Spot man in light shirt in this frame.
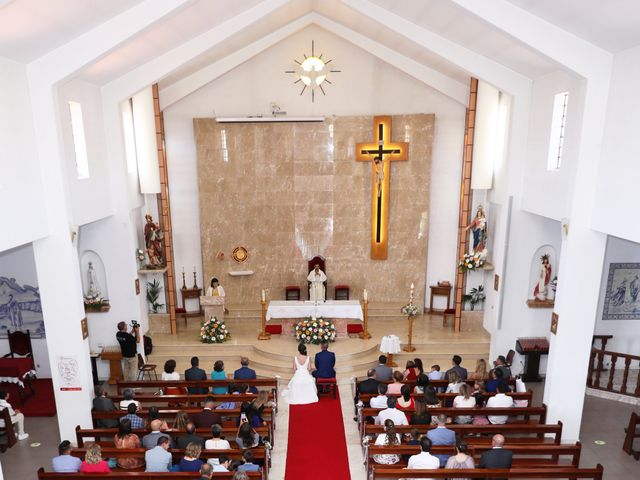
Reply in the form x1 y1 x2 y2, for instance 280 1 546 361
486 384 514 424
375 396 408 426
406 436 440 479
370 383 389 408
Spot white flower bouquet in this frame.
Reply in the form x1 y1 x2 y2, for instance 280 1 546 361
458 252 486 272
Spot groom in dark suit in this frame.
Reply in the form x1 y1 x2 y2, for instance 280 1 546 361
313 342 336 392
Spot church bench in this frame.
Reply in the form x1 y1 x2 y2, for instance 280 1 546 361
0 407 16 452
355 378 516 390
75 426 270 448
110 393 273 404
37 468 262 479
358 390 533 406
68 448 269 479
116 379 278 396
622 411 640 460
371 465 604 479
363 421 563 444
359 405 547 436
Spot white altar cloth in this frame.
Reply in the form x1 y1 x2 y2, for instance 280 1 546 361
266 300 363 321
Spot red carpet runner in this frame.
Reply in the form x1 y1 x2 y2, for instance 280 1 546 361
285 389 351 480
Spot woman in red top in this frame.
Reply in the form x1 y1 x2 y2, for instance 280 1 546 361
80 444 110 473
403 360 419 381
396 385 415 422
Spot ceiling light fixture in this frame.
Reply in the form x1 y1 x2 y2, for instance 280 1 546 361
285 40 341 103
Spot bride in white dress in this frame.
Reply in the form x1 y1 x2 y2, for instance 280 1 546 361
282 343 318 405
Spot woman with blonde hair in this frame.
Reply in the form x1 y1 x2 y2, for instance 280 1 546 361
173 411 190 431
446 371 464 393
387 371 405 395
452 383 475 424
178 442 205 472
80 444 110 473
469 359 488 381
372 419 401 465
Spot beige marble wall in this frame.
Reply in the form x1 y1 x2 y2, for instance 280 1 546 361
194 115 434 304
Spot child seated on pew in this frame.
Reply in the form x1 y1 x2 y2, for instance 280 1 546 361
427 364 444 381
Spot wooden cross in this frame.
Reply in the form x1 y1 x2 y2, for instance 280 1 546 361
356 116 409 260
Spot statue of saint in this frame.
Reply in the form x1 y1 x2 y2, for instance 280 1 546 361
465 205 487 255
307 264 327 303
144 214 164 267
86 261 101 299
534 254 552 301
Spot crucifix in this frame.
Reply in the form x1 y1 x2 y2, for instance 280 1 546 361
356 116 409 260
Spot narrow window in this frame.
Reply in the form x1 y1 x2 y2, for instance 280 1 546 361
122 99 138 174
547 92 569 171
68 101 90 179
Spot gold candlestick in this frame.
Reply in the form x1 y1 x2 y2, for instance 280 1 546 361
258 298 270 340
359 297 372 339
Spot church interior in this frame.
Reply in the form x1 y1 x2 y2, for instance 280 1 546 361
1 0 640 478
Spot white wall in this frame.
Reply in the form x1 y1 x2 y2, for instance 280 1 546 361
162 26 467 308
521 70 584 221
594 235 640 353
57 79 114 226
0 57 48 251
592 45 640 244
0 243 51 376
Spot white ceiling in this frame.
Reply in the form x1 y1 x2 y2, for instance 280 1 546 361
506 0 640 52
2 0 638 102
0 0 142 62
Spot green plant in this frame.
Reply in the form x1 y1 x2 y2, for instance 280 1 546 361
467 285 486 311
146 279 164 313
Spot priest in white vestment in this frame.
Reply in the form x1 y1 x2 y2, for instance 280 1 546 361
307 264 327 302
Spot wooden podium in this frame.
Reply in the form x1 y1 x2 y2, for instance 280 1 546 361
200 295 225 321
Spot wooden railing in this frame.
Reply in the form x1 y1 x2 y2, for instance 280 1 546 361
587 347 640 397
623 411 640 460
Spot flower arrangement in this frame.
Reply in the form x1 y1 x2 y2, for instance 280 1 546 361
401 303 420 317
84 296 110 312
295 317 336 344
458 252 486 272
200 316 231 344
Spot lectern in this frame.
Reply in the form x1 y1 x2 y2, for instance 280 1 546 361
200 296 225 321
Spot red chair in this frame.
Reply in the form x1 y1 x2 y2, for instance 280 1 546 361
3 330 33 359
316 377 337 398
285 286 301 301
335 285 350 300
265 325 282 334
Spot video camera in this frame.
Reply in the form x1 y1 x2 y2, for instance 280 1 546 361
130 320 140 329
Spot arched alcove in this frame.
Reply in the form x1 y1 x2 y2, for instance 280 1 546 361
79 250 109 301
528 245 557 305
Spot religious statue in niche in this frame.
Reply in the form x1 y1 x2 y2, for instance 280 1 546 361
533 254 552 301
144 214 164 268
83 261 110 312
465 205 488 258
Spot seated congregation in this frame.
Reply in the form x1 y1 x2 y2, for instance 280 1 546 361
38 356 275 479
354 354 604 479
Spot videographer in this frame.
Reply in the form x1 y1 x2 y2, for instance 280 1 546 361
116 321 140 381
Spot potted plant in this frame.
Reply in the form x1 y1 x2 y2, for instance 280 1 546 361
146 279 165 313
464 285 486 311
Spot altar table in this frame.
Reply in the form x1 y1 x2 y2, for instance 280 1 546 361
266 300 363 339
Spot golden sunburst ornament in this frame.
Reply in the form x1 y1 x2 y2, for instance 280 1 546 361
285 40 341 102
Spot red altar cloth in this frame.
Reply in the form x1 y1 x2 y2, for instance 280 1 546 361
0 358 36 387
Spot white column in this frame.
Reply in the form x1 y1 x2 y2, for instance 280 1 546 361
542 81 610 442
29 86 94 442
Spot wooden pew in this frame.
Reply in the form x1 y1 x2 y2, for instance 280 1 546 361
364 421 563 445
110 393 273 406
0 407 16 452
116 379 278 396
358 390 533 406
355 378 516 390
37 469 262 479
75 426 269 449
371 465 604 479
365 443 582 477
622 411 640 460
359 404 548 437
68 448 269 479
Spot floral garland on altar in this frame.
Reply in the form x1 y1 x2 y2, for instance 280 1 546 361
200 316 231 344
295 317 336 344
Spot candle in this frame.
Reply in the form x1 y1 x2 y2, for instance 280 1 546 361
182 266 185 274
363 289 368 301
261 289 266 302
411 283 414 290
